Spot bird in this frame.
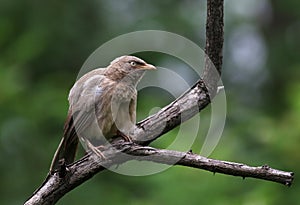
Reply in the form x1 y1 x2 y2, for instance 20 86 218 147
50 55 156 173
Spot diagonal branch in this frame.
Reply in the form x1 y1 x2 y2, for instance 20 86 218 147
133 80 210 144
24 1 294 205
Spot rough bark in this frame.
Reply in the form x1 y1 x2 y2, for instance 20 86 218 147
25 142 294 205
24 0 294 204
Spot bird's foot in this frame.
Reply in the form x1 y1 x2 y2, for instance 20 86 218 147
117 130 132 142
86 140 106 159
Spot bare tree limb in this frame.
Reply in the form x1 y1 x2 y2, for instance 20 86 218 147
123 144 294 186
133 0 225 145
133 80 210 144
24 141 294 205
205 0 224 75
24 0 294 205
203 0 224 95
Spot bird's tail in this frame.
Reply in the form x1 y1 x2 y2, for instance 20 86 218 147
49 113 78 173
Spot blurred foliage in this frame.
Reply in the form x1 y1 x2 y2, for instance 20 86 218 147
0 0 299 204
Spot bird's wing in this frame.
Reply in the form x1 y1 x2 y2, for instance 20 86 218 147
68 68 106 110
68 73 113 135
50 69 111 172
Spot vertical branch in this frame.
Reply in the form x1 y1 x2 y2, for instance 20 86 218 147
203 0 224 96
134 0 225 144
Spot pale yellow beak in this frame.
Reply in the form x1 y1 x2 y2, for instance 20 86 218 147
139 63 156 70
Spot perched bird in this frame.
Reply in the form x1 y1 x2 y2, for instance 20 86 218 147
50 56 156 173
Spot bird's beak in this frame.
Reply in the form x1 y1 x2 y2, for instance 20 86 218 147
139 63 156 70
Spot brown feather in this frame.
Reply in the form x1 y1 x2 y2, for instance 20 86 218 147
49 56 155 172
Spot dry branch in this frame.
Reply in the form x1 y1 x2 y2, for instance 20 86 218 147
24 0 294 204
25 141 294 205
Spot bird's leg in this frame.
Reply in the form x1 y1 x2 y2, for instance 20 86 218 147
116 130 132 142
85 139 106 159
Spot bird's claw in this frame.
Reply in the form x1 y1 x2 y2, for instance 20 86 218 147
117 130 133 142
86 140 106 159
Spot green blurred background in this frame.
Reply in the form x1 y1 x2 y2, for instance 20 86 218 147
1 0 299 204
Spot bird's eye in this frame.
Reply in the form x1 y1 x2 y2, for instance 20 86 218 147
130 61 136 67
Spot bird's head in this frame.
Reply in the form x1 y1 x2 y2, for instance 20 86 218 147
110 55 156 72
106 55 156 84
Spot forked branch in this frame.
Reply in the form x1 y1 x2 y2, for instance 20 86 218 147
24 141 294 205
24 0 294 205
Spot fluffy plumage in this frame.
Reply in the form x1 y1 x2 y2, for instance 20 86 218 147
50 56 156 172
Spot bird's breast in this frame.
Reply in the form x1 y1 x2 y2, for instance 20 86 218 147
95 83 136 137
